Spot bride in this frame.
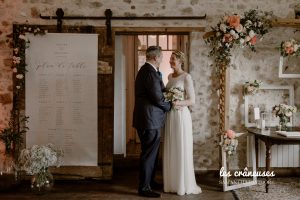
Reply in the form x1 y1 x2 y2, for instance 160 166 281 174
163 50 202 195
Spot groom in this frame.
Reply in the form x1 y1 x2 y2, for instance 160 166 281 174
133 46 172 198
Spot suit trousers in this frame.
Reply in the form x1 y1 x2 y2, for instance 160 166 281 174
137 128 161 190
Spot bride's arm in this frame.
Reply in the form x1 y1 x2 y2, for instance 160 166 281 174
174 74 195 107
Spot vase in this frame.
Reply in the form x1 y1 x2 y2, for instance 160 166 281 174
31 168 54 195
279 117 289 131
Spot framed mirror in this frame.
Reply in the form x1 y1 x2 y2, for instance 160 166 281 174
244 85 294 127
279 56 300 78
222 134 257 191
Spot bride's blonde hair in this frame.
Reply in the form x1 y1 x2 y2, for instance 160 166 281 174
172 50 185 67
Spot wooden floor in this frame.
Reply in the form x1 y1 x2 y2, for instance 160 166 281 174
0 167 235 200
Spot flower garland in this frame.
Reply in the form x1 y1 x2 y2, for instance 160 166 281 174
12 25 47 93
220 130 238 156
0 26 46 159
205 9 272 67
280 39 300 57
243 80 262 95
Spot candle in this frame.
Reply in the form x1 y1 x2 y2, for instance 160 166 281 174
254 107 260 120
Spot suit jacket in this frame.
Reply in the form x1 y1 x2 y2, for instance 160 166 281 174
133 63 171 130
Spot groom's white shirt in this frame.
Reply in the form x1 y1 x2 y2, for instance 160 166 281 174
146 62 158 72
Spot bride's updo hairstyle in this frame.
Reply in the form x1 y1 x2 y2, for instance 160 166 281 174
172 50 185 67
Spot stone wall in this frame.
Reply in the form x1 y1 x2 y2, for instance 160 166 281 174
0 0 299 170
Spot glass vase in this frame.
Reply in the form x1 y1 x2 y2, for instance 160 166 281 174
279 117 289 131
31 168 54 195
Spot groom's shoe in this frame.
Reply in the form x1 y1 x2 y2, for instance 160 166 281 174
151 181 163 190
138 188 161 198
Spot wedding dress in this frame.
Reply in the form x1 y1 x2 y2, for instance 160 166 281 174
163 72 202 195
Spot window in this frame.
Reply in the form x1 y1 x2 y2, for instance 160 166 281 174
136 34 189 85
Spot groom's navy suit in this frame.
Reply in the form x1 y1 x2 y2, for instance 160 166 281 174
133 62 171 191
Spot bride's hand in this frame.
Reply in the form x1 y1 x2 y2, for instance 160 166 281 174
173 101 183 110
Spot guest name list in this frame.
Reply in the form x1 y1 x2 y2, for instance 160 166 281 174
25 33 98 166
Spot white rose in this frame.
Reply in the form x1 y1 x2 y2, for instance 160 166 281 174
293 44 299 51
285 111 293 117
233 34 239 39
219 23 227 33
235 24 244 33
284 41 292 48
247 86 254 92
249 30 256 38
229 29 236 36
16 74 24 79
245 36 251 42
239 38 245 44
18 34 27 40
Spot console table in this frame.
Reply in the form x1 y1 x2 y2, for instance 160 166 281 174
247 127 300 193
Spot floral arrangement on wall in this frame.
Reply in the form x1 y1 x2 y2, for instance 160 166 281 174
0 25 47 163
204 9 273 67
220 130 238 155
12 26 47 93
243 80 262 95
280 39 300 57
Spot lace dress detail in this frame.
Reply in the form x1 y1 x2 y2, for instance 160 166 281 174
163 72 202 195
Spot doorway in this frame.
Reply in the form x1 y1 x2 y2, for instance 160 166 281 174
114 33 190 156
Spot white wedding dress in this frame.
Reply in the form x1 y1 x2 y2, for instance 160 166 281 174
163 72 202 195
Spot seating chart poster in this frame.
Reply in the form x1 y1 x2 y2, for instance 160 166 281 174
25 33 98 166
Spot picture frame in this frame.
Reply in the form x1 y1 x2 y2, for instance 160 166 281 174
222 134 257 191
279 56 300 78
244 85 294 127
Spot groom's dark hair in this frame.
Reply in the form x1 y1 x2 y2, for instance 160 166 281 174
146 46 162 60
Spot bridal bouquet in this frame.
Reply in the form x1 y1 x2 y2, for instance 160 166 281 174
163 87 184 110
163 87 184 102
244 80 262 95
220 130 238 156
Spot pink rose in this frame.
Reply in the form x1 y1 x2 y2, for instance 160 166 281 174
225 130 235 139
285 46 294 54
250 35 257 45
223 33 233 43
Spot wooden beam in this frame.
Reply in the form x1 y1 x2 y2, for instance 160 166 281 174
113 27 205 35
272 18 300 28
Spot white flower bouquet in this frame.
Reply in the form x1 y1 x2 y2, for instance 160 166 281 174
272 104 297 129
18 143 63 189
18 143 63 175
220 130 238 156
244 80 262 95
163 87 184 102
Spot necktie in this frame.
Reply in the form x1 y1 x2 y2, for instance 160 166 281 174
157 71 162 79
